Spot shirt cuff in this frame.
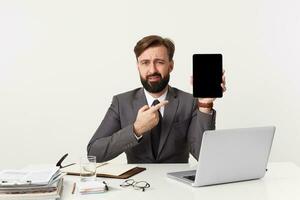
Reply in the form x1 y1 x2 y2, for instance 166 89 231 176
199 109 214 115
134 133 143 141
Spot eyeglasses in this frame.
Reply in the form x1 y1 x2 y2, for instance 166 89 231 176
120 179 150 192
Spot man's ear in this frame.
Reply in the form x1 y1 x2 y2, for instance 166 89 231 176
169 60 174 73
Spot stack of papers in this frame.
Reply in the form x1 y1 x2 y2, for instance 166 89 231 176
77 180 108 195
0 179 63 200
0 167 61 185
0 166 64 200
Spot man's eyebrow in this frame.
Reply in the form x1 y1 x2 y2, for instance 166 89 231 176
139 59 150 62
154 58 166 62
139 58 150 61
138 58 167 62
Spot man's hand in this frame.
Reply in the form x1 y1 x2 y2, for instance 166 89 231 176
190 71 227 113
133 100 169 136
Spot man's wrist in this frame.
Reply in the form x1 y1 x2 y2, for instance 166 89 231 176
133 123 143 140
198 101 213 109
198 107 213 114
197 101 213 114
133 123 142 136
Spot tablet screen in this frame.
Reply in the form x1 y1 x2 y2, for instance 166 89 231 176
193 54 223 98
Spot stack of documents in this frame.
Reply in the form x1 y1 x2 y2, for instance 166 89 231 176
77 180 108 195
0 166 64 200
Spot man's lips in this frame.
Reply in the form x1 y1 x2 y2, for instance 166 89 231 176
148 76 161 82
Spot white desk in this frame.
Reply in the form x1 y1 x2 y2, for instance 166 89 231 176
61 162 300 200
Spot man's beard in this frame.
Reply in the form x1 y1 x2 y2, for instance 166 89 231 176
140 72 170 93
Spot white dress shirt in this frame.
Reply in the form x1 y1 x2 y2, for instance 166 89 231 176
143 88 167 117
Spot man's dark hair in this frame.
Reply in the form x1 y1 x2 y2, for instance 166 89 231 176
134 35 175 61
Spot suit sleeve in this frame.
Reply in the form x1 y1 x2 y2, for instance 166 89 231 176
87 96 139 162
187 99 216 160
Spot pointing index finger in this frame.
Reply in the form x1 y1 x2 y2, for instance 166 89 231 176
150 100 169 111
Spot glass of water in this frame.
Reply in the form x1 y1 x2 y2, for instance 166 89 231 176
80 155 96 182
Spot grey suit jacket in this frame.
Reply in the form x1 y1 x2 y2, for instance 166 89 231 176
87 86 216 163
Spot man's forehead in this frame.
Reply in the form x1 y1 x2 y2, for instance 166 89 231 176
138 46 168 61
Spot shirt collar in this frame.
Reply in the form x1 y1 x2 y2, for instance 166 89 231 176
144 88 168 107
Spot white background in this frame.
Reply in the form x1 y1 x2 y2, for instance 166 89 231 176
1 0 299 168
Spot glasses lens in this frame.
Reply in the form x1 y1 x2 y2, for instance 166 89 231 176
133 181 150 190
120 179 135 187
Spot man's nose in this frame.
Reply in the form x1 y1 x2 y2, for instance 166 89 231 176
149 62 158 74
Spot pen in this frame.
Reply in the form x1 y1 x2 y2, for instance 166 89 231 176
62 162 76 168
72 182 76 194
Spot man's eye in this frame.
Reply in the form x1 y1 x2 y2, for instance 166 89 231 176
141 61 149 65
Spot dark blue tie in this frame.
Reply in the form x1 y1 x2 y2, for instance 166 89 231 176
151 99 162 159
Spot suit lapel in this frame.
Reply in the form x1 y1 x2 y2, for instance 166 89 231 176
158 86 178 158
133 88 148 116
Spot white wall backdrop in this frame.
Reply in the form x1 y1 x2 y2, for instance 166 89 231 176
1 0 299 168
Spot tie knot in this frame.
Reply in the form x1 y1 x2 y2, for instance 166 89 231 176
152 99 160 106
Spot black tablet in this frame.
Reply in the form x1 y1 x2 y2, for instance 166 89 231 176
193 54 223 98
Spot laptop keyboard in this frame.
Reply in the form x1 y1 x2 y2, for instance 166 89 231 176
184 175 195 181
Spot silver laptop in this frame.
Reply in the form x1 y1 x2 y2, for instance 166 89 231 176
167 126 275 187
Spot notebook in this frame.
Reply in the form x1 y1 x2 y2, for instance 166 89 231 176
62 163 146 179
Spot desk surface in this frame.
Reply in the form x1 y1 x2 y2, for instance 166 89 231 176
61 162 300 200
